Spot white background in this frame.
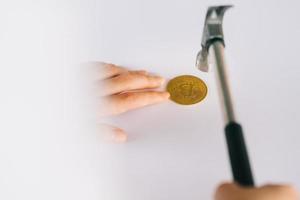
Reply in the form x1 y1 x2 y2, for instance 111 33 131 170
1 0 300 200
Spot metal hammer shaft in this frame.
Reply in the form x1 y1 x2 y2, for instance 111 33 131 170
209 41 236 124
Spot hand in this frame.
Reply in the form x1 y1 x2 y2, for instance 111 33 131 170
90 62 170 143
215 182 299 200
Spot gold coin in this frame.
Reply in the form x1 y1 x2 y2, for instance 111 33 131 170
167 75 208 105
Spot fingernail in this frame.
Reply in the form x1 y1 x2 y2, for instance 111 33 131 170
112 128 127 143
138 70 148 74
164 92 170 98
153 76 165 85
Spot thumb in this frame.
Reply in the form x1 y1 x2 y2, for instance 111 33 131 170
98 123 127 143
215 182 242 200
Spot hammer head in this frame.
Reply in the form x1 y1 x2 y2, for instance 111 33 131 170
196 5 232 72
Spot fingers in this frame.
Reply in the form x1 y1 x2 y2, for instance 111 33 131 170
98 123 127 143
92 62 170 142
259 184 299 200
102 91 170 115
88 62 127 80
100 71 165 96
215 182 299 200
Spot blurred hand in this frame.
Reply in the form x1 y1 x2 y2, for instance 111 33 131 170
90 62 169 143
215 182 299 200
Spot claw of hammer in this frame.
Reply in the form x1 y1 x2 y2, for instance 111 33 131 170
196 5 232 72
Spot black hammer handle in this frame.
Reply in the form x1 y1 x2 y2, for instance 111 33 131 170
225 122 255 186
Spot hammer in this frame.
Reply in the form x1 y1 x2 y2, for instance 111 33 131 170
196 5 255 186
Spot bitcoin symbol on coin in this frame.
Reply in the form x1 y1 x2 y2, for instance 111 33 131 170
167 75 208 105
